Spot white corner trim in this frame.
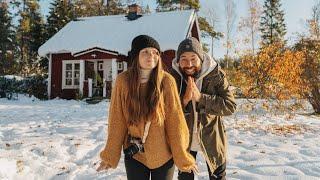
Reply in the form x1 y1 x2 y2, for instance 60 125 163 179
48 54 52 99
79 60 85 95
111 58 118 87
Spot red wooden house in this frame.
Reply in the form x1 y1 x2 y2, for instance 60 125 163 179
38 6 201 99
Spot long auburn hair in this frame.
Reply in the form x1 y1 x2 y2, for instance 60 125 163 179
127 53 164 125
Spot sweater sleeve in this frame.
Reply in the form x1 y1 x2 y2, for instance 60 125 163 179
197 70 236 116
163 75 195 172
100 76 127 168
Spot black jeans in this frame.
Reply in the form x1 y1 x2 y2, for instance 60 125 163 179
178 151 226 180
125 156 175 180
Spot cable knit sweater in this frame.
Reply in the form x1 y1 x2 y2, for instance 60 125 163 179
100 70 195 171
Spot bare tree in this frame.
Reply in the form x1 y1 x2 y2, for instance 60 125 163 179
308 0 320 39
224 0 236 68
207 9 219 57
238 0 262 55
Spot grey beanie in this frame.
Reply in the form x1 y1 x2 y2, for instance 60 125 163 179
176 37 203 62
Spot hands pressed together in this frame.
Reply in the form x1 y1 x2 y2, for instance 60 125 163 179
183 76 201 107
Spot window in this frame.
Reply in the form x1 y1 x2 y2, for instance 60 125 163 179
118 62 123 70
62 60 80 89
98 62 104 71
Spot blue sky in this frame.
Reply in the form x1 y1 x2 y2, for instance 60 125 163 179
38 0 316 58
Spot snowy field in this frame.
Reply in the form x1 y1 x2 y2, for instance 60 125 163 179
0 95 319 180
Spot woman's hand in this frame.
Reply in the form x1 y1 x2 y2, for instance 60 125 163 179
96 161 111 172
180 163 199 174
189 164 199 174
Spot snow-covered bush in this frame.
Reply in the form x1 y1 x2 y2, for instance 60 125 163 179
0 76 23 98
0 75 47 100
22 75 48 100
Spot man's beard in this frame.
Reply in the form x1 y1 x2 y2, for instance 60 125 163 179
179 66 201 79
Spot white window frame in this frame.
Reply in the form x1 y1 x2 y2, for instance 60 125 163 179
98 62 104 71
118 62 123 70
62 60 81 89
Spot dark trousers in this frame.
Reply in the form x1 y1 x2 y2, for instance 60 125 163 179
125 157 175 180
178 151 226 180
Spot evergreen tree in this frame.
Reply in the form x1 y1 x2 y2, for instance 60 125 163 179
46 0 74 40
16 0 45 75
260 0 286 46
142 4 151 14
0 2 16 75
73 0 126 17
198 16 223 53
156 0 175 11
178 0 200 10
29 1 46 73
105 0 126 15
74 0 106 17
28 1 45 58
156 0 200 11
156 0 221 53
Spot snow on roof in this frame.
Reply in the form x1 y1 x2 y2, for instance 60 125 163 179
38 10 197 57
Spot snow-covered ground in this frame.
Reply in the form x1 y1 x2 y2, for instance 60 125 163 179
0 95 319 180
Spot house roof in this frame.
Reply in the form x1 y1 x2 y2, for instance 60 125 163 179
38 10 198 57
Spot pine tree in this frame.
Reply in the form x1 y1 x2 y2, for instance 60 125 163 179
156 0 175 12
156 0 200 11
156 0 221 53
178 0 200 10
198 16 223 53
16 0 45 75
73 0 126 17
74 0 107 17
0 2 16 75
46 0 74 40
28 1 46 73
28 1 45 58
260 0 286 46
105 0 126 15
143 4 151 14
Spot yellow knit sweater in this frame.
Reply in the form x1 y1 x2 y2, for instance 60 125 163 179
100 70 195 171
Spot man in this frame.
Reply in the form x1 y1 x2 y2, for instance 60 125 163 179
170 37 236 180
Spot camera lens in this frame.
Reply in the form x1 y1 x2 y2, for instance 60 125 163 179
124 144 140 158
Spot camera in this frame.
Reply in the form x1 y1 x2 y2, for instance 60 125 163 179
124 136 144 158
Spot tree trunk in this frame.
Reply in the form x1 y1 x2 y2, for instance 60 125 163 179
308 87 320 114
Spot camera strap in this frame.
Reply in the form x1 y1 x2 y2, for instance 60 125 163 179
142 121 151 144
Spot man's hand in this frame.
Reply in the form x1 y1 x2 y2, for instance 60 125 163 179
191 79 201 102
96 161 110 172
183 76 194 107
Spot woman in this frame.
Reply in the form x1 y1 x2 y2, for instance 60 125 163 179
97 35 198 180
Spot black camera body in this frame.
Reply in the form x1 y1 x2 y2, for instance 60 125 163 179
124 136 144 158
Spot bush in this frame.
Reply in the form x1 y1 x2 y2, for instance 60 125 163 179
0 74 48 100
294 38 320 114
0 76 23 98
22 75 48 100
238 42 306 100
